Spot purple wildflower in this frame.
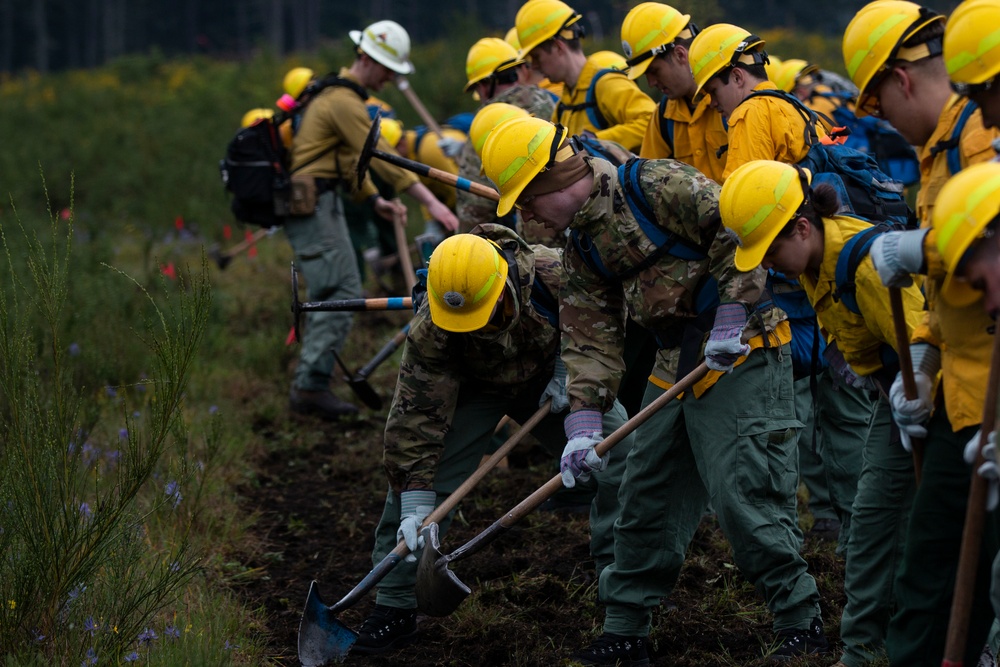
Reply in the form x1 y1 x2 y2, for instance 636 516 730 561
124 652 139 662
164 481 182 509
69 343 81 356
79 503 92 521
83 616 99 636
164 624 181 639
209 405 218 414
118 428 128 440
105 386 117 398
82 442 100 467
81 647 97 665
137 628 157 645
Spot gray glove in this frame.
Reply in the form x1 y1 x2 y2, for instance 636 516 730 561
823 340 876 391
964 430 999 512
540 357 569 413
437 136 465 158
870 229 928 288
397 489 436 562
888 343 940 453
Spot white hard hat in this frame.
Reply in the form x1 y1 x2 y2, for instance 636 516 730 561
349 20 414 75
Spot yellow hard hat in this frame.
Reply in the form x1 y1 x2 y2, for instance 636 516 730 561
366 95 396 119
515 0 582 57
689 23 767 102
719 160 811 272
283 67 315 98
505 27 521 50
240 107 274 128
380 118 404 148
591 50 628 71
944 0 1000 86
842 1 944 116
775 58 819 93
620 2 692 80
470 103 531 158
465 38 526 93
481 116 569 216
933 161 1000 306
765 55 784 84
427 234 509 332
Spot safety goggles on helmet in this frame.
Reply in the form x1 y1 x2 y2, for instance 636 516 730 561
951 76 996 97
624 23 700 71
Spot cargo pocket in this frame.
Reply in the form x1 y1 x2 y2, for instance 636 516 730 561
735 416 799 507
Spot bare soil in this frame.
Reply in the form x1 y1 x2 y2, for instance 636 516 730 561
234 321 846 667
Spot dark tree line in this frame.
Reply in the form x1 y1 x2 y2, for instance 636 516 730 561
2 0 964 75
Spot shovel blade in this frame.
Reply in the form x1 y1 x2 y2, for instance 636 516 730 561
297 581 358 666
348 376 383 411
415 522 472 617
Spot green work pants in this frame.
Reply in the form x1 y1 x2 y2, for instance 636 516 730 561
600 345 821 636
811 370 874 555
284 191 361 392
371 382 634 609
839 393 915 667
886 409 998 666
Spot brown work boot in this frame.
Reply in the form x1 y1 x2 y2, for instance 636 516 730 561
289 388 359 420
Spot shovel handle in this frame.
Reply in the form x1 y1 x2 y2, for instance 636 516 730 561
321 401 551 613
890 287 924 486
353 324 411 382
393 209 417 293
444 362 711 565
396 76 443 138
942 329 1000 665
372 148 500 201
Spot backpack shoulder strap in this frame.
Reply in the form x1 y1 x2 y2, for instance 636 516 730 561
744 88 823 146
529 270 560 328
555 68 623 130
657 96 674 154
833 223 891 315
929 99 979 176
306 74 368 102
569 135 625 167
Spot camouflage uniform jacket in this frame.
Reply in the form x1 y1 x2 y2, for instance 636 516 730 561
456 85 557 243
561 157 788 412
383 224 562 492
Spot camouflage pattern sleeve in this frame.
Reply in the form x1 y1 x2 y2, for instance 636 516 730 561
383 307 460 493
560 241 628 413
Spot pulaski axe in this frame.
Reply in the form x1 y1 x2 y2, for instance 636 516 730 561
356 112 500 202
297 400 552 666
414 362 711 617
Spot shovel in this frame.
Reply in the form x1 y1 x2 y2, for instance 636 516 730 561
415 361 710 617
356 113 500 202
297 400 553 666
942 328 1000 667
890 287 925 486
351 324 410 389
209 226 272 270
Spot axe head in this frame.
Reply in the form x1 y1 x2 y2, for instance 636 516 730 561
356 112 381 191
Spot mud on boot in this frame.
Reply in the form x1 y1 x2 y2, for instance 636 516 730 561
569 633 650 666
351 604 418 655
768 617 829 661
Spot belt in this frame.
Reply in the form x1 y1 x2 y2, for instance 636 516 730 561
315 177 340 195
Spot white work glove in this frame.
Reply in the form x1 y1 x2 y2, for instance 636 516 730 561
539 357 569 413
560 409 606 488
704 303 751 373
397 489 436 562
437 136 465 158
888 343 940 453
964 430 999 512
869 229 928 288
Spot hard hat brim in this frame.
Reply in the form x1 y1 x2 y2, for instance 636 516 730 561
732 221 788 273
349 29 415 75
941 273 984 308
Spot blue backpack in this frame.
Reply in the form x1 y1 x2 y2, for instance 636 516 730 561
656 96 729 159
569 157 720 316
555 68 628 131
744 89 917 230
810 90 921 187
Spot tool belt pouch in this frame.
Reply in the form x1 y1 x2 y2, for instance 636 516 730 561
289 173 318 216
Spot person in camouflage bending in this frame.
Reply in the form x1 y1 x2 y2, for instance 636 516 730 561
454 37 558 245
352 223 636 656
482 116 828 665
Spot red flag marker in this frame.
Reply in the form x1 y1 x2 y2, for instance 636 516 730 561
285 327 297 346
160 263 177 280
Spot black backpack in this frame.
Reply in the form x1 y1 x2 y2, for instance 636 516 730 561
219 74 367 226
